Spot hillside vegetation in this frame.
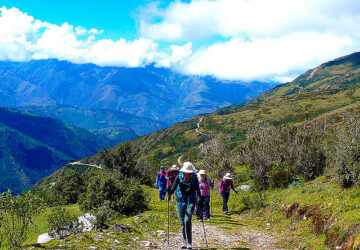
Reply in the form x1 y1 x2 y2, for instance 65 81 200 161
0 107 111 194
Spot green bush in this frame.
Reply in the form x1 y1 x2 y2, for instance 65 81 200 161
47 207 80 237
79 170 147 216
52 170 86 205
240 192 266 211
91 205 115 229
268 162 293 189
0 191 44 247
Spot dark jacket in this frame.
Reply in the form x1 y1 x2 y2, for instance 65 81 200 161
169 173 200 203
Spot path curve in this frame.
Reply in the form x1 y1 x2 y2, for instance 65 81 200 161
69 161 102 169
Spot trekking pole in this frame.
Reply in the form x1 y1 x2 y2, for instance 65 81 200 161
201 218 209 248
167 194 170 249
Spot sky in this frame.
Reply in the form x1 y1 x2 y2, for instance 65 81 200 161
0 0 359 82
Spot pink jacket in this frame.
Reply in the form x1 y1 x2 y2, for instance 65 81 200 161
199 177 214 196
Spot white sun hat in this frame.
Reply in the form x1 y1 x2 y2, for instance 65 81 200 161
171 164 179 170
180 162 197 173
198 169 207 175
223 173 232 180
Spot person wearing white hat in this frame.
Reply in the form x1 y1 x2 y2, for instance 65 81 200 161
165 164 180 201
168 161 200 249
196 170 214 222
219 173 238 214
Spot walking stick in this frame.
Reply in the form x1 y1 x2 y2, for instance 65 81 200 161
167 194 170 249
201 218 209 248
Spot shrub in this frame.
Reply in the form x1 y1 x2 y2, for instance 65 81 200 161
0 191 44 247
241 192 266 211
52 169 86 204
47 207 80 237
91 205 115 229
99 142 139 178
79 170 147 216
268 162 293 189
239 121 326 190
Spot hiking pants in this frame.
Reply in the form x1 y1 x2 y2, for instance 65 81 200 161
177 199 195 245
196 195 210 219
159 185 167 200
221 191 230 212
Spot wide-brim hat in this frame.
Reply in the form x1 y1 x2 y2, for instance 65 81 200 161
171 164 179 170
223 173 232 180
198 169 206 175
180 162 197 173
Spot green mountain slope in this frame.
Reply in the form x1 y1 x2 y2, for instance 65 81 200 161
20 105 166 137
35 51 360 185
0 107 112 194
125 52 360 165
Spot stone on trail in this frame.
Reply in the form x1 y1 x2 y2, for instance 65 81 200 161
37 233 54 244
78 213 97 232
110 223 130 233
240 185 252 191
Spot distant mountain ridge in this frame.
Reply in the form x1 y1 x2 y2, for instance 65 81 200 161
0 107 111 194
20 105 167 145
0 59 274 124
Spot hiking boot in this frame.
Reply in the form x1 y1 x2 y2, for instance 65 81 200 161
207 218 211 222
198 219 203 222
187 244 193 249
181 244 187 249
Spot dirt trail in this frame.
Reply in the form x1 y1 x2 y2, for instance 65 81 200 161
196 117 205 136
156 216 279 249
69 161 102 169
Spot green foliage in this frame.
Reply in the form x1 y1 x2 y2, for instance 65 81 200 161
240 192 266 211
52 170 86 205
99 142 138 177
47 207 80 237
0 190 44 247
239 122 326 190
268 162 293 189
91 205 115 229
79 170 147 216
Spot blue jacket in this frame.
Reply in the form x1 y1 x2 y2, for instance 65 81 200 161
156 170 167 187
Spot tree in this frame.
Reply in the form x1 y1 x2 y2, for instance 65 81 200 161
52 169 86 204
0 191 44 247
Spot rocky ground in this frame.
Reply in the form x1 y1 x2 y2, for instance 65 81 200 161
154 216 279 249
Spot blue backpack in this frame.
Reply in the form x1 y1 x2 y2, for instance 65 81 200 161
176 172 197 199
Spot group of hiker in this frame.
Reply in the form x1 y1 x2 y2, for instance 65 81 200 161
155 161 238 249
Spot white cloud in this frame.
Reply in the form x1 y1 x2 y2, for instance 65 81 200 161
140 0 360 41
179 33 353 81
0 6 161 67
1 3 360 82
139 0 360 81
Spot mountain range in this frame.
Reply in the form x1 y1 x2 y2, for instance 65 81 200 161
0 107 111 194
0 59 273 125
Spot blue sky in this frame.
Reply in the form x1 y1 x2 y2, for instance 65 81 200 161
0 0 359 82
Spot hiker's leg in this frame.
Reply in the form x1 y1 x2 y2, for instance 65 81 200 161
224 192 230 212
199 196 205 219
177 201 187 244
195 199 200 220
204 196 210 219
221 191 226 212
160 186 166 200
184 202 195 244
167 186 172 201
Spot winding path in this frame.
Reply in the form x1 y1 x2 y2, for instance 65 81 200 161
69 161 102 169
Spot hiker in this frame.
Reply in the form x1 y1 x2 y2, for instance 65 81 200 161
166 164 180 201
196 170 214 221
219 173 238 214
169 162 200 249
156 166 167 201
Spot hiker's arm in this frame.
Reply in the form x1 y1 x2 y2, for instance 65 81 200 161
169 176 180 195
155 173 159 187
231 181 238 193
165 170 170 180
209 178 214 188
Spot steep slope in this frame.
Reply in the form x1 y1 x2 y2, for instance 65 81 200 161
0 60 273 124
35 52 360 188
123 52 360 165
0 107 111 194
